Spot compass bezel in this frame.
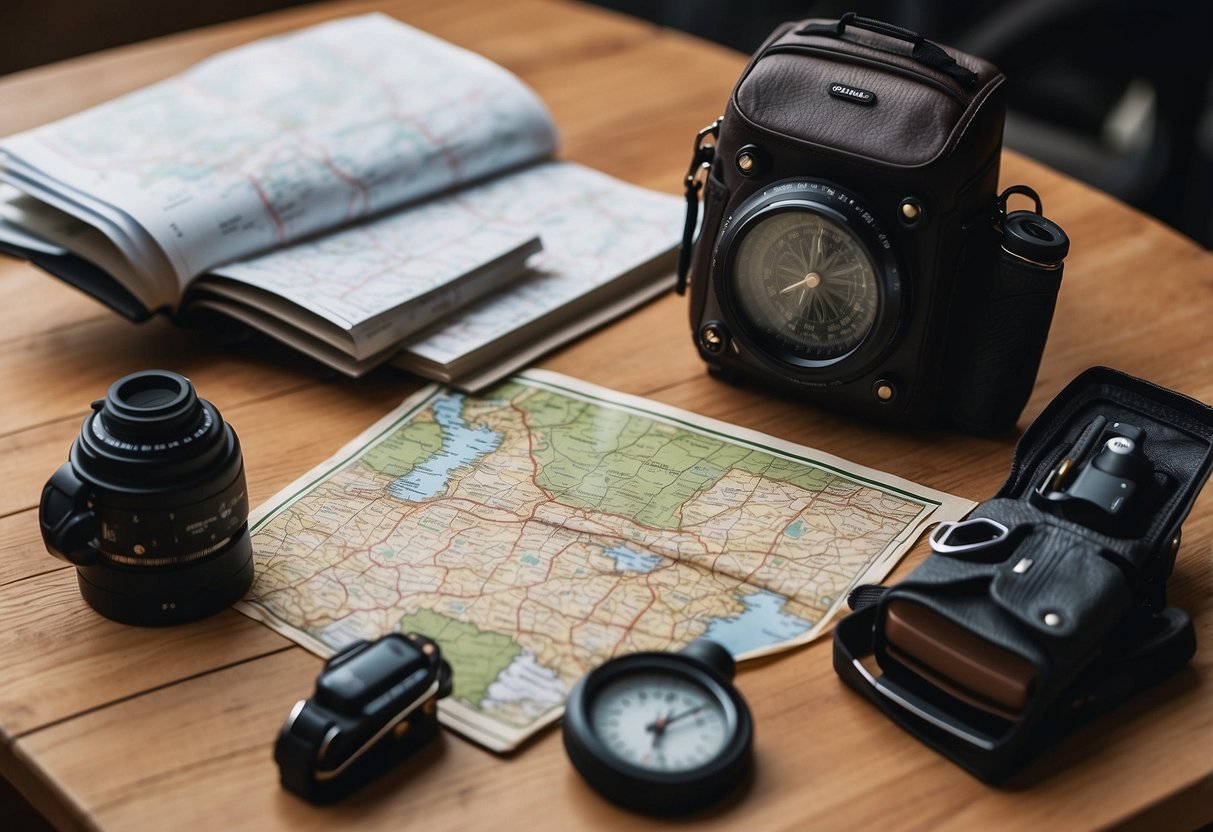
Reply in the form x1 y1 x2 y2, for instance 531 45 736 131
714 180 903 380
562 651 754 815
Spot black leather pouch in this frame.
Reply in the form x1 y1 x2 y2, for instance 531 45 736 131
833 367 1213 781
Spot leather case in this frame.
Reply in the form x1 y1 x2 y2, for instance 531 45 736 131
833 367 1213 781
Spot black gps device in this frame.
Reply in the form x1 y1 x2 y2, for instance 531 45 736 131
274 632 452 802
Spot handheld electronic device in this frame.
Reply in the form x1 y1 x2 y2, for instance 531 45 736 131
274 632 452 802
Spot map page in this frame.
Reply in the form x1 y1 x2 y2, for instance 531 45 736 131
238 371 974 751
394 162 683 384
205 161 676 363
0 14 556 289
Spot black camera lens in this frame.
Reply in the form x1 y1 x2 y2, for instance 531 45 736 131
39 370 253 625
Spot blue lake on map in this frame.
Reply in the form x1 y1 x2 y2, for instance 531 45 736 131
388 394 502 501
603 544 665 573
702 590 814 655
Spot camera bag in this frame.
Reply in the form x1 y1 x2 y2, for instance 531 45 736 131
833 367 1213 781
680 14 1067 431
684 12 1007 301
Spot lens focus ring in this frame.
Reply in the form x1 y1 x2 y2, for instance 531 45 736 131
94 469 249 566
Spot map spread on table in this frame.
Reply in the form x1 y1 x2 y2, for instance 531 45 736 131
238 372 973 750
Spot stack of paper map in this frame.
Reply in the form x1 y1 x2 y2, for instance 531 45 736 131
0 15 682 388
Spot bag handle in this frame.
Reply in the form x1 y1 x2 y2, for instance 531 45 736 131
798 13 979 89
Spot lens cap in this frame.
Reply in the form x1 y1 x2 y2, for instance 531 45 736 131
1003 212 1070 265
100 370 203 440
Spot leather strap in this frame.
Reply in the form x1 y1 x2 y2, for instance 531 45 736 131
675 118 720 295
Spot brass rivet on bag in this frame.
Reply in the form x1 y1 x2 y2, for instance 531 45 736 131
735 144 764 177
1044 612 1063 627
699 322 728 354
899 198 924 226
873 379 897 402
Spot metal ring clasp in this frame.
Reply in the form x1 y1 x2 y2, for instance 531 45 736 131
929 518 1010 555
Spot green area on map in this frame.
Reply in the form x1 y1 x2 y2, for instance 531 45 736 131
398 609 522 708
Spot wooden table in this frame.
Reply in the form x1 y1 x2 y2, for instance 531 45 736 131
1 1 1210 829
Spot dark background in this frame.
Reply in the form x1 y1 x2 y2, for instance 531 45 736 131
588 0 1213 248
1 0 1210 247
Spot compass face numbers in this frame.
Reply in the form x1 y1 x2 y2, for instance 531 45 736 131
729 207 882 364
589 671 729 772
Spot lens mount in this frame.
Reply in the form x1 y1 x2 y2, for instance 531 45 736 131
81 370 226 478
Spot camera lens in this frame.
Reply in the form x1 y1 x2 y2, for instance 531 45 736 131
39 370 253 625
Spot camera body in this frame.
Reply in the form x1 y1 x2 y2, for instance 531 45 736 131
683 16 1066 432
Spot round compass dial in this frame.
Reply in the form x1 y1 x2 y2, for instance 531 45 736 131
731 210 880 363
588 671 730 772
562 640 753 815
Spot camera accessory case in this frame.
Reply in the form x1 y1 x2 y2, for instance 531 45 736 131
679 14 1065 432
833 367 1213 781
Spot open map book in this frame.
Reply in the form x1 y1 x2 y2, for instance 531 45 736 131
239 371 975 751
0 15 682 385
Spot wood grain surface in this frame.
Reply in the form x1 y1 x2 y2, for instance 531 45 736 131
0 0 1210 829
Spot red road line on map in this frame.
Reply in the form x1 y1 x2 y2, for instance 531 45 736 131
296 133 372 220
738 493 823 584
409 118 462 182
245 173 287 243
323 158 371 219
510 400 556 501
612 582 658 654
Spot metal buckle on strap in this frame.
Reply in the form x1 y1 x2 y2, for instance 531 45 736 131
683 117 721 191
676 117 721 294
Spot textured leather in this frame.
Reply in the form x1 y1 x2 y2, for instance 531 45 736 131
832 368 1213 781
880 366 1213 708
888 501 1136 682
733 23 1002 168
947 236 1065 434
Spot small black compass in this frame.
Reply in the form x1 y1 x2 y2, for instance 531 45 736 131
562 639 754 815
